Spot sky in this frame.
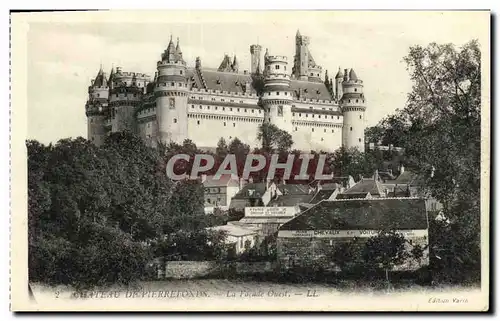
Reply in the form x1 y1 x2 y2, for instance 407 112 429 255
24 11 488 144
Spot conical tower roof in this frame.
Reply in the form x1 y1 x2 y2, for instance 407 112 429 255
349 68 358 81
335 67 344 79
93 65 106 87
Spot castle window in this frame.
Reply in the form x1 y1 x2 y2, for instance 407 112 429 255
275 65 280 70
350 127 353 131
354 88 357 92
251 109 254 113
240 100 243 103
295 127 297 131
284 66 287 71
285 92 288 96
324 129 326 133
312 128 314 132
173 118 177 123
169 98 175 109
359 138 362 142
349 100 351 103
223 107 226 111
233 123 236 127
191 105 194 108
321 137 324 141
299 113 301 117
337 116 340 119
96 94 100 98
197 120 200 125
356 99 359 103
244 109 247 113
276 92 279 96
230 100 234 102
199 105 202 109
207 106 210 110
148 123 151 128
230 108 233 111
221 99 225 102
359 115 362 119
305 114 308 118
259 110 261 114
277 105 283 117
212 98 215 101
180 70 183 75
331 129 334 133
90 119 94 123
224 122 226 126
171 82 174 86
293 113 295 116
237 108 240 112
215 106 218 110
310 73 313 76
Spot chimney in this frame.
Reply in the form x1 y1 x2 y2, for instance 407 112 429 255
249 176 254 184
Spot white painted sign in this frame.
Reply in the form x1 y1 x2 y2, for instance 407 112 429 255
278 229 428 238
245 206 297 217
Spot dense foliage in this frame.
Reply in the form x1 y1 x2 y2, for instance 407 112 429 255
364 40 482 282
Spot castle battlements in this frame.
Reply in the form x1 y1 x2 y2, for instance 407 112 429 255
86 30 368 152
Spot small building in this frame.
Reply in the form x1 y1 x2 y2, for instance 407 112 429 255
207 224 261 255
229 181 278 211
202 174 241 213
239 206 301 235
277 198 429 271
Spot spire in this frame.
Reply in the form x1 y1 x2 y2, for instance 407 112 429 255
296 29 301 38
324 69 329 85
93 65 106 87
349 68 358 81
162 35 177 62
231 55 239 72
335 67 343 79
108 65 115 87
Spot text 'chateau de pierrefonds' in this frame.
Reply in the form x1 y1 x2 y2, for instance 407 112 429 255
85 30 367 152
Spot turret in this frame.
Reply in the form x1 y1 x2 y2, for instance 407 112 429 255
335 67 343 101
261 51 293 134
155 35 189 144
85 66 109 146
231 55 239 73
292 30 310 81
250 44 262 74
341 68 366 152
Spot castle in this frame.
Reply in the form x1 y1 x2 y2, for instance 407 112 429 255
85 30 367 152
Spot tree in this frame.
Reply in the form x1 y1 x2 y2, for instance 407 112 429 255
401 40 481 282
329 147 378 178
363 231 409 288
257 123 293 152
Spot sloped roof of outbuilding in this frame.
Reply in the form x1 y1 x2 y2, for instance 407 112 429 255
279 198 428 231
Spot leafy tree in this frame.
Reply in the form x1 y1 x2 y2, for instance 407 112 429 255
257 123 293 152
329 147 378 178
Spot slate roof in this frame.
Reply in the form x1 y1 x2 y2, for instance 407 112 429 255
336 193 369 200
290 80 332 101
267 193 315 207
232 183 267 199
343 179 383 196
203 174 239 188
195 69 256 94
395 171 423 185
279 198 428 231
310 189 336 204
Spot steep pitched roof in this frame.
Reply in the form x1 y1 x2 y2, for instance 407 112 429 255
195 69 256 94
277 184 310 195
279 198 428 231
289 80 332 101
343 179 383 196
336 192 369 200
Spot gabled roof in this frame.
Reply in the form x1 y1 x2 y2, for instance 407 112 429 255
395 170 422 185
203 174 239 188
232 183 267 199
343 179 383 196
279 198 428 231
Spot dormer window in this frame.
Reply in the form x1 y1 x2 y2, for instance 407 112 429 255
316 90 321 94
216 79 221 84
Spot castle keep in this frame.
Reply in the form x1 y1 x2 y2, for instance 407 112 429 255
85 30 367 152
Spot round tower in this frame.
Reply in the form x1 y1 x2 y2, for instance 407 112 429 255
341 68 366 152
109 67 146 133
334 67 343 101
85 66 109 146
261 51 293 134
155 36 189 144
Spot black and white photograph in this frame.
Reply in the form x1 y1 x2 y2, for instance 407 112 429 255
9 10 490 311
